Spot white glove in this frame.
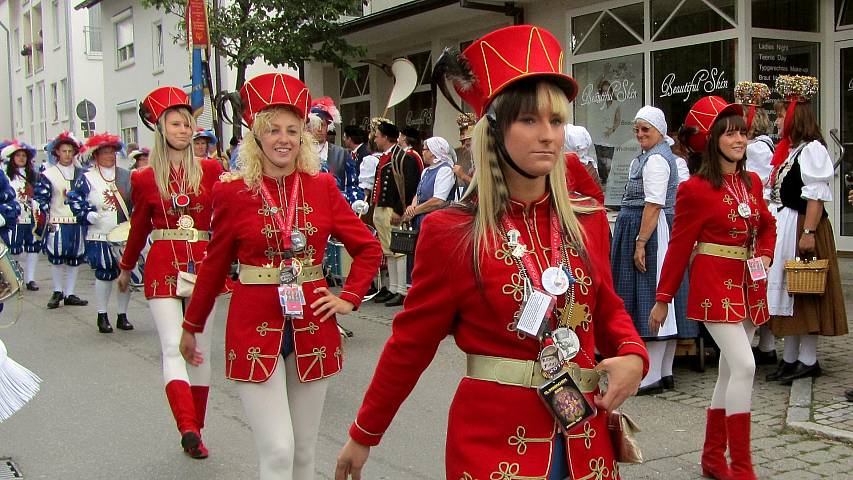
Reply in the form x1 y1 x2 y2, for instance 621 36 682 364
86 212 100 224
0 216 6 228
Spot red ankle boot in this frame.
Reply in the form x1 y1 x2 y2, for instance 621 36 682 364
191 385 210 429
701 409 730 479
165 380 206 458
726 412 756 480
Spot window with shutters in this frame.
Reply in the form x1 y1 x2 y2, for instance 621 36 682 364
119 107 138 146
114 10 134 69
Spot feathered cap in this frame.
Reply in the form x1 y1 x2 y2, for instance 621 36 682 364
81 132 124 155
47 131 81 155
432 25 578 117
139 87 191 129
1 140 36 160
734 82 771 106
310 97 342 124
775 75 819 103
456 113 477 140
684 96 743 153
239 73 311 128
192 128 217 143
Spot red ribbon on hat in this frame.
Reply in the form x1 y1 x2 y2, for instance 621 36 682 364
770 99 799 168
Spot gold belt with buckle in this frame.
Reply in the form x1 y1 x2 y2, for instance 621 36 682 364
150 228 210 243
695 242 749 260
238 263 324 285
466 354 600 392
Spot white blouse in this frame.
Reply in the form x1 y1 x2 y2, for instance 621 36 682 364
797 140 833 202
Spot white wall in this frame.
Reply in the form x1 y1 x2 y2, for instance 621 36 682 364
66 1 104 139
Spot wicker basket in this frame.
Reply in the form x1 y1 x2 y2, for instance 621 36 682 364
784 258 829 295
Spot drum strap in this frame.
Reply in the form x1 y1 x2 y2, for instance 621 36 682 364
109 184 131 223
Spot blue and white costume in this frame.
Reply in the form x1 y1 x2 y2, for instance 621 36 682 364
33 164 87 266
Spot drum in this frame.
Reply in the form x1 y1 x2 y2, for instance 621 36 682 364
0 243 23 303
107 222 145 287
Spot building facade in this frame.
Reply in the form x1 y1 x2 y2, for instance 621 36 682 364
0 0 104 157
304 0 853 252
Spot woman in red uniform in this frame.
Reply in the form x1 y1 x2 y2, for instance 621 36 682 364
179 73 381 479
335 25 647 480
650 96 776 480
116 86 223 459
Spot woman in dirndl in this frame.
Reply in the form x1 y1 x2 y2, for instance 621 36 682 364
335 25 647 480
116 86 224 459
651 95 776 480
2 141 40 291
765 75 848 384
611 106 695 395
402 136 456 229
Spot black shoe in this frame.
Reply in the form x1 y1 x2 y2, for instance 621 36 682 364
384 294 405 307
25 281 39 291
636 380 664 396
362 285 379 301
47 291 64 309
661 375 675 390
372 288 393 303
753 347 778 365
845 389 853 402
97 313 113 333
64 295 88 306
779 361 822 385
116 313 134 331
766 360 798 381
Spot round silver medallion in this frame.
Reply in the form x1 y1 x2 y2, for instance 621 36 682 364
542 266 570 295
737 202 752 218
177 214 195 230
539 343 564 378
552 327 580 361
291 231 307 252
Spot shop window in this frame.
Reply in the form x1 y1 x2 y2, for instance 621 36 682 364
571 3 643 55
652 39 737 138
339 64 370 130
340 65 369 99
340 101 371 131
839 46 853 236
752 0 819 33
651 0 736 41
837 0 853 29
752 38 819 129
573 54 644 206
394 90 433 138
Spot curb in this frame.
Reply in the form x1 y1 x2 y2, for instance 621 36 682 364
785 377 853 444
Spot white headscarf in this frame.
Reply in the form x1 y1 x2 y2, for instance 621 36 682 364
634 106 675 146
423 136 456 166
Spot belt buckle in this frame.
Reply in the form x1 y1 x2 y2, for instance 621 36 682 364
187 228 199 243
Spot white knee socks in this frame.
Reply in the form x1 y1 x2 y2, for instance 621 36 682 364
394 257 407 296
95 279 112 314
757 325 776 353
782 335 800 364
706 320 757 414
661 339 677 377
387 255 399 294
641 340 666 387
51 264 65 293
117 288 131 315
64 266 79 296
784 335 818 366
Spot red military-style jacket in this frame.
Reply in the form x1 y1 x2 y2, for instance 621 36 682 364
349 192 648 480
120 159 224 298
657 171 776 324
183 172 382 383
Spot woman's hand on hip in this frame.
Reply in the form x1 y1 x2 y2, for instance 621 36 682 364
116 269 132 293
594 354 643 411
335 439 370 480
179 330 204 366
648 301 668 335
310 287 355 322
633 244 647 273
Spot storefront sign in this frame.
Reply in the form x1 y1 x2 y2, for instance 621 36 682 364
754 40 813 84
404 108 433 128
578 80 639 106
659 68 729 102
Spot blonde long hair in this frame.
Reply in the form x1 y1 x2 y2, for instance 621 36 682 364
150 108 203 199
462 80 598 272
237 106 320 192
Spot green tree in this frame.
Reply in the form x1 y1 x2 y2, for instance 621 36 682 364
142 0 365 128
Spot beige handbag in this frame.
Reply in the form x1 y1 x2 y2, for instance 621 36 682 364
176 271 197 298
608 410 644 464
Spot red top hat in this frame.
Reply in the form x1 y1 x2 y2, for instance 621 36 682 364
456 25 578 116
81 132 124 155
140 87 191 125
240 73 311 128
684 96 743 153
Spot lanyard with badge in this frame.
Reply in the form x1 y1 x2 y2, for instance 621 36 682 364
723 175 766 282
500 208 596 433
259 173 308 317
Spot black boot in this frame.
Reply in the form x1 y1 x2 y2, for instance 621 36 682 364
766 360 798 381
384 293 405 307
47 291 64 309
97 313 113 333
25 281 39 291
64 295 88 306
116 313 134 331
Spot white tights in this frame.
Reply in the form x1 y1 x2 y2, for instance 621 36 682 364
50 264 79 295
386 256 407 295
236 354 329 480
94 279 131 314
14 253 37 284
641 339 678 387
782 335 818 366
706 320 757 414
148 297 215 386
